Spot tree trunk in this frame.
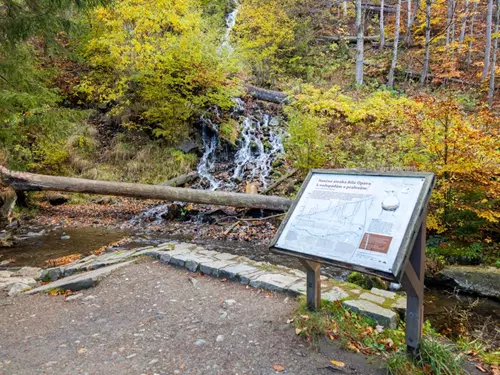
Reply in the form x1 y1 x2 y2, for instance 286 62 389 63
467 1 478 66
446 0 453 47
388 0 402 88
459 0 469 45
316 35 379 43
488 0 499 107
379 0 385 50
160 172 198 187
0 166 292 211
421 0 432 86
407 0 412 32
356 0 364 85
405 0 420 46
245 85 289 104
483 0 494 80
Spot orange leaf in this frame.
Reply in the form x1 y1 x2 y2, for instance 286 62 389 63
329 360 345 367
272 364 285 372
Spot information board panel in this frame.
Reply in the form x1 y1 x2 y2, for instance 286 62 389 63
270 170 434 281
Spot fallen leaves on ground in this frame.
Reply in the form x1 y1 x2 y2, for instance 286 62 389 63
45 254 81 267
272 364 285 372
329 360 345 367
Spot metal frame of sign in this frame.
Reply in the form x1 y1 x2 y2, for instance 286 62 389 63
269 169 435 282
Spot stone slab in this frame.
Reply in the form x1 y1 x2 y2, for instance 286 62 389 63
360 293 386 305
249 273 300 292
287 281 307 295
218 264 258 280
370 288 396 299
322 287 349 302
237 269 268 285
26 261 134 295
199 260 238 277
342 300 398 329
392 297 407 312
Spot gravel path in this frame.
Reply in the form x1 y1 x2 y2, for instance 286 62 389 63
0 260 384 375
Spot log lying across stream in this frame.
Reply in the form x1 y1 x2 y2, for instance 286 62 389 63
0 166 293 211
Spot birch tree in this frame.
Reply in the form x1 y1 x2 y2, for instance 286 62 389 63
405 0 420 46
459 0 469 45
421 0 432 86
483 0 494 80
355 0 364 85
380 0 385 50
467 1 478 66
388 0 402 87
488 0 499 106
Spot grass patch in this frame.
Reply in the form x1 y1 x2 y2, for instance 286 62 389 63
292 298 494 375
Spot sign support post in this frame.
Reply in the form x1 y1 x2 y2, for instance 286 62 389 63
401 217 426 356
300 259 321 310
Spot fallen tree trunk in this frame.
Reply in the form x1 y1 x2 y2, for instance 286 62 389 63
160 172 198 187
0 166 293 211
316 35 380 43
245 85 290 104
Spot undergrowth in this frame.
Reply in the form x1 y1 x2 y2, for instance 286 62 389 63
292 297 499 375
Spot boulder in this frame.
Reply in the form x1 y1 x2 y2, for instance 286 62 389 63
47 194 69 206
440 266 500 299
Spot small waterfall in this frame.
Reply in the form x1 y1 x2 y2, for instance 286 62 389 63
197 117 221 190
220 0 240 53
195 0 285 192
232 114 284 189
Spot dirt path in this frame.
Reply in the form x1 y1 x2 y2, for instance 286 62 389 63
0 260 384 375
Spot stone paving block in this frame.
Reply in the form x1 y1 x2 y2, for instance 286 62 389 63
287 281 307 295
249 273 300 292
360 293 386 305
170 253 212 272
218 264 258 280
133 249 167 259
193 249 219 258
289 269 307 279
371 288 396 299
172 243 198 252
322 287 349 302
26 261 135 295
392 297 407 312
342 300 398 329
214 253 239 261
159 253 172 264
199 260 238 277
237 269 268 285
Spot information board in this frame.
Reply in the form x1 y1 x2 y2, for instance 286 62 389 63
270 170 434 281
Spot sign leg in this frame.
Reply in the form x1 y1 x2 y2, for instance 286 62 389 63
300 260 321 310
401 219 426 356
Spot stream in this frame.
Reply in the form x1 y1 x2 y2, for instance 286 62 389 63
0 0 498 350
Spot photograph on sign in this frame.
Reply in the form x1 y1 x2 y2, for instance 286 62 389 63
272 171 431 278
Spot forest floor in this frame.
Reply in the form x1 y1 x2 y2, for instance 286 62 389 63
0 260 385 375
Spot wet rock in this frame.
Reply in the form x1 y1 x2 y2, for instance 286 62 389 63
7 282 31 296
26 261 135 295
178 139 198 153
440 266 500 299
48 194 69 206
41 267 63 282
61 235 71 240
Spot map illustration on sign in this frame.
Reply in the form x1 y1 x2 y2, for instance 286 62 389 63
273 171 430 276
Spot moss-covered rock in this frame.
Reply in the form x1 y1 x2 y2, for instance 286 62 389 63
346 271 388 290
